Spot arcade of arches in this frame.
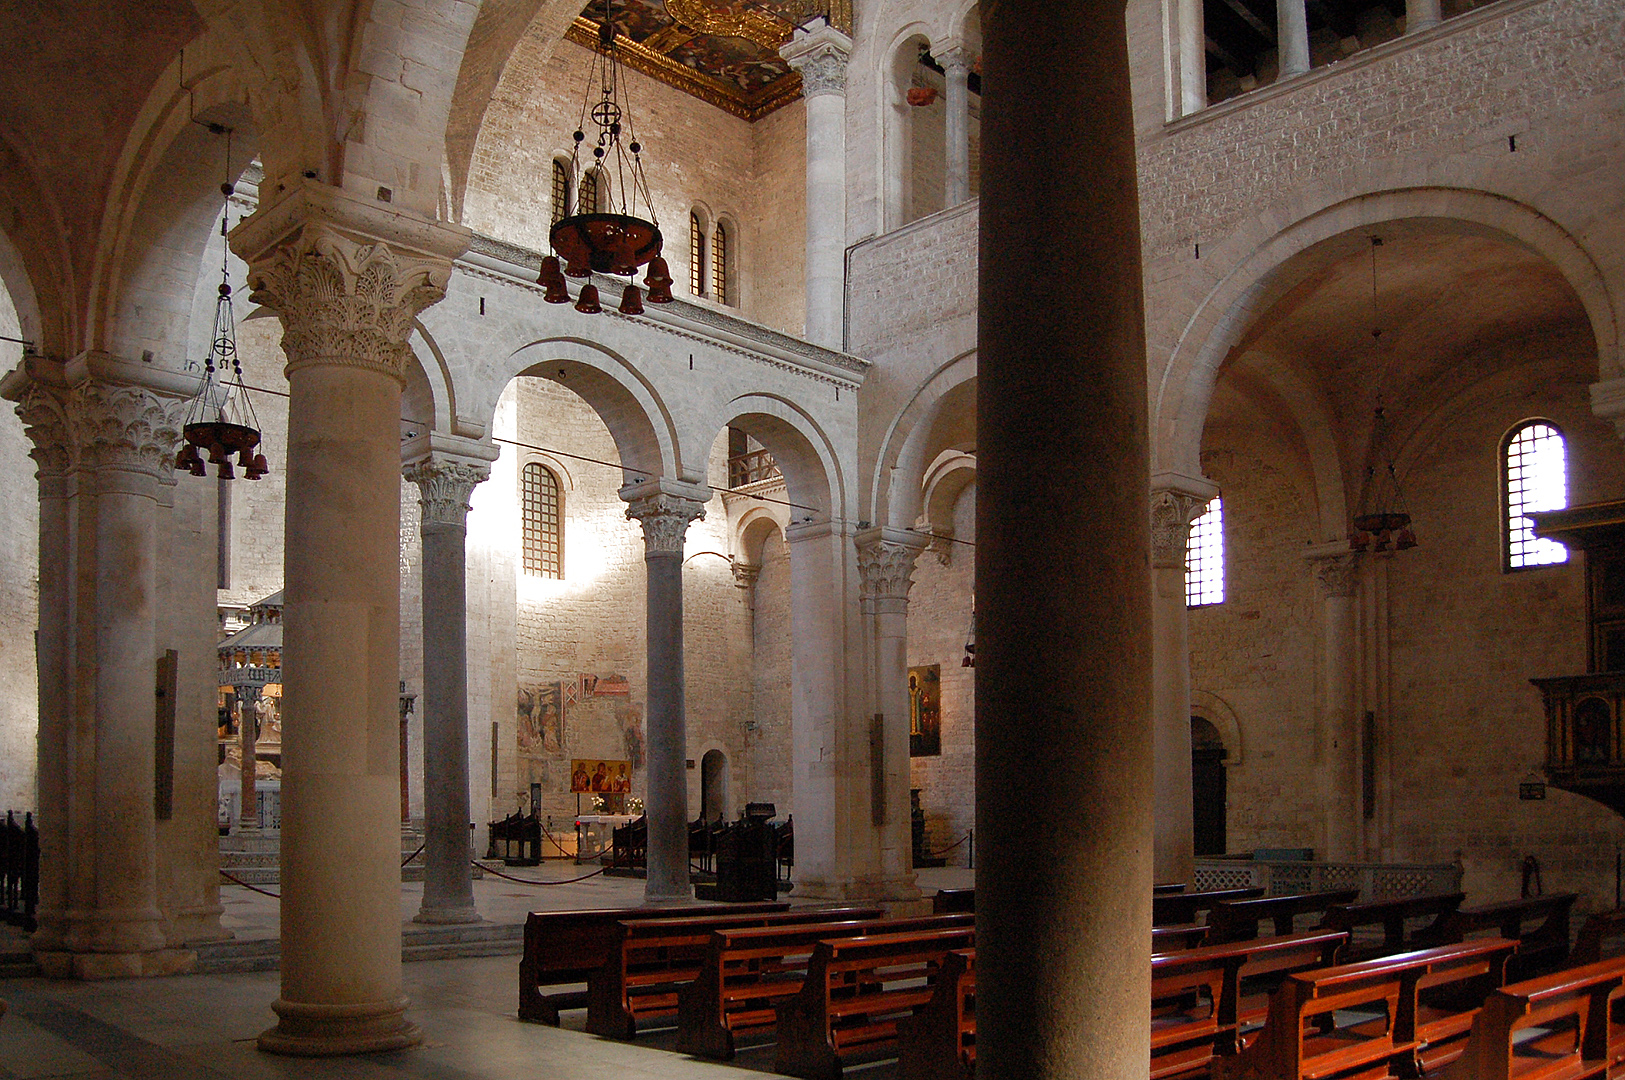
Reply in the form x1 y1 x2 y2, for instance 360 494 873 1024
0 0 1622 1075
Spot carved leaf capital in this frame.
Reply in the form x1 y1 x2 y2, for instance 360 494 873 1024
1150 489 1214 568
625 493 706 555
857 539 922 601
404 457 490 527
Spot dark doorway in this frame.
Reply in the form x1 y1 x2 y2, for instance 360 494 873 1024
1191 716 1228 856
700 749 728 823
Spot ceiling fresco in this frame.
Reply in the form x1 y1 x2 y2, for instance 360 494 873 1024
565 0 850 120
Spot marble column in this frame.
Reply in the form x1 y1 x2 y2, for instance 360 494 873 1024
939 46 972 206
1406 0 1442 32
1177 0 1208 115
855 527 927 900
403 435 498 925
781 23 852 351
234 184 467 1055
978 1 1152 1076
1277 0 1312 78
624 481 709 902
1308 543 1360 862
239 687 259 830
1150 475 1219 885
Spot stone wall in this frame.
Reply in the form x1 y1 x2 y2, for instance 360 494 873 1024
0 288 36 812
748 528 794 813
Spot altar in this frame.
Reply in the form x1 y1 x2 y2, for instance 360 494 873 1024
575 813 639 862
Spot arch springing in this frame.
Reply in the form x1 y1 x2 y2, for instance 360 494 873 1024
1504 421 1568 571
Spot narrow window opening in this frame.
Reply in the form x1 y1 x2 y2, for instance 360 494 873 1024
522 462 563 578
579 169 598 215
1504 421 1568 570
690 213 707 297
1186 495 1225 607
551 161 571 225
712 221 729 306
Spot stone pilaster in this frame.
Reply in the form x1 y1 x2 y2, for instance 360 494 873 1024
233 181 468 1056
1308 542 1360 862
624 481 709 902
781 24 852 351
403 434 498 926
855 528 927 902
1149 475 1218 886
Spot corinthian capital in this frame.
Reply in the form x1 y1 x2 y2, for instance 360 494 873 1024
625 491 707 556
855 527 928 602
781 23 852 97
404 458 490 527
70 382 184 477
1149 473 1220 569
1307 547 1360 598
14 384 72 479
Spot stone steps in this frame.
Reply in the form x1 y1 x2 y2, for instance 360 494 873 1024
191 921 524 974
0 950 38 978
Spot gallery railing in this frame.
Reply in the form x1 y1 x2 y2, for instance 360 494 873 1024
1 809 39 931
1194 856 1462 900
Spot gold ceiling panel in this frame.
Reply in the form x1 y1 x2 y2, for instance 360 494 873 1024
663 0 789 51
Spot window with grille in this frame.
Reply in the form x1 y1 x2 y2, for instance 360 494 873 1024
579 170 598 215
690 212 706 296
1504 421 1568 570
522 462 562 578
551 161 571 225
712 221 729 305
1186 496 1225 607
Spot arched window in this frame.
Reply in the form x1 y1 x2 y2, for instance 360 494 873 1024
1186 495 1224 607
689 212 707 297
578 169 598 215
551 160 571 225
711 221 729 306
521 462 562 578
1504 421 1568 570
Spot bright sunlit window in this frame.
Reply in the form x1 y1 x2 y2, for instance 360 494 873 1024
1186 496 1225 607
1504 421 1568 570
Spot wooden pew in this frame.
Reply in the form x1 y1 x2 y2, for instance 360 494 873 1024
1154 924 1211 953
897 949 975 1080
893 931 1346 1080
678 913 975 1059
1211 938 1517 1080
775 925 978 1080
1156 882 1189 895
1205 888 1360 944
1435 955 1625 1080
585 905 883 1038
1315 891 1465 963
1570 907 1625 965
1437 893 1577 979
932 888 975 914
1155 887 1267 927
518 900 788 1023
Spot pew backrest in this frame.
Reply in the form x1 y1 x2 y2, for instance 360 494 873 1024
1439 892 1577 978
1153 887 1266 927
932 888 975 914
1205 888 1360 943
1317 890 1465 962
1571 907 1625 965
1437 954 1625 1080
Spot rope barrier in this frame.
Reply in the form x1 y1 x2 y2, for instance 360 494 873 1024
925 831 972 859
475 861 609 886
402 842 426 867
219 868 281 899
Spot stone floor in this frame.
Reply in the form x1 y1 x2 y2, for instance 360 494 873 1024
0 863 974 1079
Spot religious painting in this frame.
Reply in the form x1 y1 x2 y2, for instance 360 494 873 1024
571 759 633 794
517 683 565 757
620 704 646 771
909 664 942 757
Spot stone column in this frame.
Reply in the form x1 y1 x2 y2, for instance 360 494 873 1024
239 687 259 830
1150 475 1219 885
1406 0 1441 32
623 481 709 902
781 23 852 351
1277 0 1312 78
234 184 468 1055
855 527 928 900
1177 0 1207 115
939 46 972 206
403 435 498 926
978 0 1152 1077
1307 543 1360 862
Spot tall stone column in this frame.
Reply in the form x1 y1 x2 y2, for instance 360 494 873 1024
1150 476 1219 885
781 23 852 351
1277 0 1312 77
1307 543 1360 862
1406 0 1442 32
403 435 498 925
234 184 468 1055
855 528 927 900
939 46 972 206
1177 0 1207 115
624 480 709 902
978 1 1152 1077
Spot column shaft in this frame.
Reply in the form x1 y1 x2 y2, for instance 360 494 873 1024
1406 0 1442 32
943 52 971 206
978 1 1152 1076
782 26 852 351
1178 0 1207 115
645 551 690 900
419 521 475 919
1310 550 1360 861
1152 563 1195 881
1277 0 1311 77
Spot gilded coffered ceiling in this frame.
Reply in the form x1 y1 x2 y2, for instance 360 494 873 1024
565 0 851 120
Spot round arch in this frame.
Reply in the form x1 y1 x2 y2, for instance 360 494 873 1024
920 450 976 532
1157 189 1620 477
880 23 937 231
1190 689 1245 767
703 392 845 525
733 504 788 567
872 349 976 529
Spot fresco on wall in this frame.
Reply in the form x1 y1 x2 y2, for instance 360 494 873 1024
909 664 942 757
518 682 565 756
519 673 640 795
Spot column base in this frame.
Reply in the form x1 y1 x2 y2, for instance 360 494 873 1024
412 905 482 925
258 996 422 1057
644 885 696 904
34 948 197 980
791 875 928 912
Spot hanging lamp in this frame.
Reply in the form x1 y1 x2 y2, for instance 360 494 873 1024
538 0 672 313
1348 237 1412 552
176 128 267 481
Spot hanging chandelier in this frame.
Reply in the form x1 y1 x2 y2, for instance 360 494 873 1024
1348 237 1411 553
177 128 267 481
538 0 673 316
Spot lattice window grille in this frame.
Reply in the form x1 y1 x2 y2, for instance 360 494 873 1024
690 213 706 297
712 221 728 306
551 161 571 226
522 462 562 579
1505 422 1568 569
1186 496 1225 607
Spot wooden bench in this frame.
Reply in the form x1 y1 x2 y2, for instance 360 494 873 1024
585 905 883 1038
775 925 978 1080
1211 937 1518 1080
518 900 788 1023
932 888 975 914
1154 924 1212 953
1155 887 1267 927
1438 893 1577 980
678 912 975 1059
897 949 975 1080
1571 907 1625 965
1205 889 1361 944
1435 955 1625 1080
1156 882 1190 895
1316 891 1465 963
